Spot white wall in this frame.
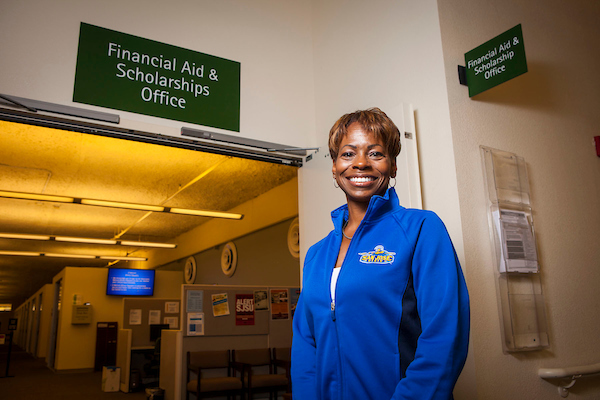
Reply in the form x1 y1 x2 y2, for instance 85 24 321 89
438 0 600 399
301 0 465 257
0 0 316 146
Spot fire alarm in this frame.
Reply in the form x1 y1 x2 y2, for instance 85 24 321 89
595 136 600 157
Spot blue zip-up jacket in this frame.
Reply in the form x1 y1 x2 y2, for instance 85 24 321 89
292 188 469 400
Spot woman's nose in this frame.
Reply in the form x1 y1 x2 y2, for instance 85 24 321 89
353 153 370 169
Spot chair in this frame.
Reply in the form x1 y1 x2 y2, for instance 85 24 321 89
143 336 161 385
186 350 245 400
272 347 292 396
233 348 289 400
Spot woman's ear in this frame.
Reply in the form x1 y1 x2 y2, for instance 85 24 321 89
391 160 397 178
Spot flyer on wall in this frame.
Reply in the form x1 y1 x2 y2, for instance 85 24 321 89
164 316 179 329
270 289 289 320
187 312 204 336
212 293 230 317
235 294 255 325
254 290 269 311
129 309 142 325
149 310 161 325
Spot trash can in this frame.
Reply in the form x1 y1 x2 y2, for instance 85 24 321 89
146 387 165 400
101 366 120 392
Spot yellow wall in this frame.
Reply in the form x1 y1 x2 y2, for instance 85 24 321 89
35 284 53 359
52 267 181 371
11 284 52 358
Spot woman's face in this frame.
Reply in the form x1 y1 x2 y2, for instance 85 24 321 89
332 122 396 206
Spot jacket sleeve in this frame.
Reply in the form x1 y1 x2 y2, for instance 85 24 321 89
291 246 319 400
391 212 470 400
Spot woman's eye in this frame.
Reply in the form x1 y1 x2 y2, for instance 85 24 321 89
341 152 354 158
369 151 384 158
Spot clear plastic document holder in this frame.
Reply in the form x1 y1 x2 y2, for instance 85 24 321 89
481 146 549 353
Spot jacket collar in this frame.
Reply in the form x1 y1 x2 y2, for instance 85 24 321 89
330 187 401 234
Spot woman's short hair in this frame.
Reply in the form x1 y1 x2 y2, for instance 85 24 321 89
328 107 401 160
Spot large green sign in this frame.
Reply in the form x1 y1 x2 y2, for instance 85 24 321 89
74 23 240 131
464 24 527 97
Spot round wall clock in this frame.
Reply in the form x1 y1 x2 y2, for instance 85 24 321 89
184 256 197 284
221 242 238 277
287 217 300 259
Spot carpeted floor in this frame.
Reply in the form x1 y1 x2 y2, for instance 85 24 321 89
0 346 148 400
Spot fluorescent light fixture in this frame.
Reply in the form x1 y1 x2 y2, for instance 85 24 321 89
54 236 118 245
99 255 148 261
44 252 97 259
169 207 244 220
0 250 40 257
0 190 74 203
80 199 165 212
0 190 243 220
0 250 147 261
0 233 51 240
119 240 177 249
0 232 176 249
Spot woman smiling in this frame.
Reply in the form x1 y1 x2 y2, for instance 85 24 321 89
291 108 470 400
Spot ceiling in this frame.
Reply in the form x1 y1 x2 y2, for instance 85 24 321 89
0 120 297 307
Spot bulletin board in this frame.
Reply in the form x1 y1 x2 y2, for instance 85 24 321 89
181 284 300 338
122 298 180 347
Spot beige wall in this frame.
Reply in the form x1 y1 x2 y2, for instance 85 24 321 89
160 218 301 287
52 267 181 370
300 0 465 255
438 0 600 399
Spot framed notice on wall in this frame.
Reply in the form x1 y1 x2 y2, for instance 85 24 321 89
73 23 241 131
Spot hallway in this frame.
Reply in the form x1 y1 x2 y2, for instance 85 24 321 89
1 344 146 400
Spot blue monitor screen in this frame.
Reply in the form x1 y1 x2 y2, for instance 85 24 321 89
106 268 155 296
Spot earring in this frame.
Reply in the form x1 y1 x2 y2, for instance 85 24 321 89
389 177 396 188
333 177 340 188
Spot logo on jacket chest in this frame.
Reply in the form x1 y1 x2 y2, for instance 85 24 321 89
358 245 396 264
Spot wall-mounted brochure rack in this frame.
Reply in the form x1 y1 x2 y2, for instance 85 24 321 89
481 146 549 353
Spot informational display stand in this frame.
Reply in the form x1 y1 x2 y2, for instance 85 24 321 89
481 146 549 352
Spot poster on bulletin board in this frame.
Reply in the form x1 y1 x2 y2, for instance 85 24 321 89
235 294 255 326
212 293 230 317
270 289 289 320
187 312 204 336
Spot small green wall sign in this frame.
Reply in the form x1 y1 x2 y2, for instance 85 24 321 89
464 24 527 97
74 23 240 131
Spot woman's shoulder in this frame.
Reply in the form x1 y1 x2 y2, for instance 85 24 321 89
393 206 441 222
304 230 336 264
391 207 448 235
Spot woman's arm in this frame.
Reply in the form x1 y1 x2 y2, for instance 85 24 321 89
391 213 470 400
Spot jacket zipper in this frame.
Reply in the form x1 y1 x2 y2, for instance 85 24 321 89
331 222 364 400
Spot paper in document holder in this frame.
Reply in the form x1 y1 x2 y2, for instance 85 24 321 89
493 209 539 273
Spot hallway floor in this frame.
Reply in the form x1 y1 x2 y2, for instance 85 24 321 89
1 346 147 400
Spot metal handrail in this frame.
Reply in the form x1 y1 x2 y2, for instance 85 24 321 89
539 362 600 398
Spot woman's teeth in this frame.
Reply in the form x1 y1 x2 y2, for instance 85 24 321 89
350 176 374 183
